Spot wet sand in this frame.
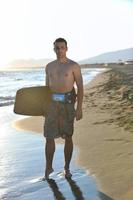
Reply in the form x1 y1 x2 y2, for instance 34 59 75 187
1 106 101 200
13 65 133 200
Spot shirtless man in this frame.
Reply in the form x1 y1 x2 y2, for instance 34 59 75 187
44 38 83 179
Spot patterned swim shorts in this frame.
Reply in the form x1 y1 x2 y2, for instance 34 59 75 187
44 102 75 139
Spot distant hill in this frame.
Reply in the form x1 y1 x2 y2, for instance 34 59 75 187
79 48 133 64
8 58 54 69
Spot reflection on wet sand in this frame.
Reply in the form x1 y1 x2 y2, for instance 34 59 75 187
66 178 84 199
47 179 66 200
47 177 114 200
47 177 84 200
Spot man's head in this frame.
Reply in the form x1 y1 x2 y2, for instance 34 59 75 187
53 38 67 47
53 38 68 59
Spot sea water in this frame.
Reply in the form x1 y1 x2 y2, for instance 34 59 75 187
0 67 104 107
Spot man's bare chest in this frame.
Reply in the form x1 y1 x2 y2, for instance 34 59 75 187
48 66 73 79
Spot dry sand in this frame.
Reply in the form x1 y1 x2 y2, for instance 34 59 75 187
13 65 133 200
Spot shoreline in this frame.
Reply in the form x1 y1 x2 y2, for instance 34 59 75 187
12 66 133 200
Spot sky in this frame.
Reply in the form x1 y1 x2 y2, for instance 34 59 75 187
0 0 133 68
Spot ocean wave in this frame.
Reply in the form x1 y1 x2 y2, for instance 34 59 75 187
0 96 15 107
0 96 15 100
0 100 14 107
14 78 23 81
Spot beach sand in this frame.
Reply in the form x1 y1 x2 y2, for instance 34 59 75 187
13 65 133 200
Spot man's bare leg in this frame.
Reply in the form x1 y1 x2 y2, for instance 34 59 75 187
45 138 55 179
64 136 73 177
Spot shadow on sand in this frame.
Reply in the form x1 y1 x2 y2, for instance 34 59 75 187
98 191 114 200
47 178 114 200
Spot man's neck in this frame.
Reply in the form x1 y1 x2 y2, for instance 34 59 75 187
57 57 68 64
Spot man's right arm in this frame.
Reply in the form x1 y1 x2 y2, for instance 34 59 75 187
45 65 49 86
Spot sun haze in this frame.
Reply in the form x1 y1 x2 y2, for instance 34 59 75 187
0 0 133 69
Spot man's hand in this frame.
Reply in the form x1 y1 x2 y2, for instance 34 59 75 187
75 107 83 121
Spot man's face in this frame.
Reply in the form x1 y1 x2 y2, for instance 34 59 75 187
54 42 68 58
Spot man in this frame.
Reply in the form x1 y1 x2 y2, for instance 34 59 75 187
43 38 83 179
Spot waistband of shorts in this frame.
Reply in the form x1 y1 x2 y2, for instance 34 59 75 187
51 88 73 95
51 88 76 104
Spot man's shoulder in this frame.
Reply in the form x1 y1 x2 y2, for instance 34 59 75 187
45 60 57 71
68 60 81 72
46 60 56 67
68 59 80 68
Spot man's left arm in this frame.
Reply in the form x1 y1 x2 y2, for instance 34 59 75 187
73 64 84 121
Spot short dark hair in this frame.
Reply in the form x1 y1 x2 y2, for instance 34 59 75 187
53 38 67 46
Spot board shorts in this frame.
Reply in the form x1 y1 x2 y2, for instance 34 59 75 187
44 92 76 139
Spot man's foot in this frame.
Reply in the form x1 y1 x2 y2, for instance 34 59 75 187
41 168 54 181
64 169 72 178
